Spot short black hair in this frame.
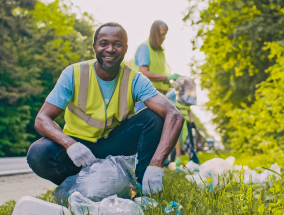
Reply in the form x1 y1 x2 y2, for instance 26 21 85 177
93 22 128 44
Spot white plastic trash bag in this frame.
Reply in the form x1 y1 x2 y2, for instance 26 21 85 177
51 175 77 204
225 156 235 167
199 158 231 187
69 192 144 215
260 163 281 182
242 170 261 184
231 165 250 171
184 161 199 173
186 174 209 190
134 196 158 210
233 170 261 184
52 155 138 204
185 157 281 189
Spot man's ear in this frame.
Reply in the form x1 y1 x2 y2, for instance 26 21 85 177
92 43 96 53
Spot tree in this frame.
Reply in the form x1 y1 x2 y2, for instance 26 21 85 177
0 0 43 156
229 42 284 154
25 0 96 143
0 0 97 156
184 0 284 149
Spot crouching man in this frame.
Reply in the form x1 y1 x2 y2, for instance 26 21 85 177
27 22 184 195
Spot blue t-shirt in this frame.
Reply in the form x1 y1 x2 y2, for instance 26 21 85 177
134 44 150 67
166 89 177 104
46 62 158 109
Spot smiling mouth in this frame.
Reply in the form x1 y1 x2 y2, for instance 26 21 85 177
104 56 116 60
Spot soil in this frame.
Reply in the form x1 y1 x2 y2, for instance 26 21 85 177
0 173 56 205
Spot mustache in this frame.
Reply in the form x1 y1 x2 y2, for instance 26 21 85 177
96 55 124 71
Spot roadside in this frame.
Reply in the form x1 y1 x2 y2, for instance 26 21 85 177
0 172 56 205
0 157 32 176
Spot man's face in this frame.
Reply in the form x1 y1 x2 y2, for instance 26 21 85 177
93 26 128 72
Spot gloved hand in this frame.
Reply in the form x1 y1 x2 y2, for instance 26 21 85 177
175 156 181 166
67 142 97 167
167 73 180 80
142 166 164 196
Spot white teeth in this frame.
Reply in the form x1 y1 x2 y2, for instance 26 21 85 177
105 57 115 59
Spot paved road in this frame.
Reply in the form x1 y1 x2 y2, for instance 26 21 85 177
0 157 56 205
0 173 56 205
0 157 32 176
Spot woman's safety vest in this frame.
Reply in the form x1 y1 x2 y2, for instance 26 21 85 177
133 40 171 95
175 102 191 146
63 59 136 142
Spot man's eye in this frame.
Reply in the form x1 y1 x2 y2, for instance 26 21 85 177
100 42 107 46
115 43 122 47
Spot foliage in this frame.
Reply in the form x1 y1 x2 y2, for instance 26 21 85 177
0 0 97 156
0 200 15 215
228 42 284 154
0 0 41 156
192 111 211 138
183 0 284 149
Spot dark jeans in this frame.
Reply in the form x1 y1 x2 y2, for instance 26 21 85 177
27 108 164 185
187 122 194 148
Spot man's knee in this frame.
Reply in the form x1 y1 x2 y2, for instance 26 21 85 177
27 138 62 174
138 108 164 130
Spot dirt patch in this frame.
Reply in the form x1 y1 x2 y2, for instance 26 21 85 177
0 173 56 205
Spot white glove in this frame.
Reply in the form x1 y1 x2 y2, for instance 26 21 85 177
67 142 97 167
142 166 164 195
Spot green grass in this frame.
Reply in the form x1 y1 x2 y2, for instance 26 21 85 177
145 170 284 214
2 152 284 214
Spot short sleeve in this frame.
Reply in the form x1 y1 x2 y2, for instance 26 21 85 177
134 44 150 67
132 73 159 103
46 65 74 109
166 89 177 104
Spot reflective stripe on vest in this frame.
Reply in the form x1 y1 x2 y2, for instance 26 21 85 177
63 60 135 142
133 40 171 95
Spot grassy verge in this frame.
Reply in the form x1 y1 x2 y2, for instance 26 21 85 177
2 152 284 214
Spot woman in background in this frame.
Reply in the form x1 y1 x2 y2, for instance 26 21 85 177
133 20 179 112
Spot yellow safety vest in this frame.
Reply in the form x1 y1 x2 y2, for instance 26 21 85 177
175 102 191 146
133 40 171 95
63 59 136 142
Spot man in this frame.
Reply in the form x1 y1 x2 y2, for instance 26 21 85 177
27 22 184 195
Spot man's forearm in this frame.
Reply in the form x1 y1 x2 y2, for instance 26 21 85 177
141 70 168 81
149 111 184 167
35 115 76 149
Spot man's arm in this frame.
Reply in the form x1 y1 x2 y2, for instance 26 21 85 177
139 65 168 81
144 94 184 167
34 102 77 149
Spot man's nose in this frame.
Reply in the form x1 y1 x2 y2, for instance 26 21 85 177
106 44 115 52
